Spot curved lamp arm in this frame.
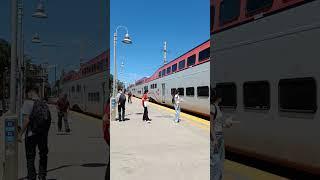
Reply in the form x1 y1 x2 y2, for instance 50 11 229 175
115 25 129 35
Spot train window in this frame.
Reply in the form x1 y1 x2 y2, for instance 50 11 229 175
246 0 273 16
199 48 210 62
155 84 157 88
77 85 81 92
99 62 103 71
219 0 240 26
197 86 209 97
159 72 161 78
97 92 100 102
216 83 237 108
186 87 195 96
171 88 176 95
172 64 177 72
187 55 196 67
243 81 270 110
167 67 171 74
179 60 185 70
162 69 166 76
279 77 317 113
178 88 184 96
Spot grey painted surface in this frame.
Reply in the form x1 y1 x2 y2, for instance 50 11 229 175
212 1 320 169
130 62 210 115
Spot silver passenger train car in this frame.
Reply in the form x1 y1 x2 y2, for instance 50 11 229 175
212 0 320 174
61 51 109 117
128 41 210 117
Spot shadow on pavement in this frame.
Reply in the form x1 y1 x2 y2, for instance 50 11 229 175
115 118 131 121
18 163 106 180
81 163 107 167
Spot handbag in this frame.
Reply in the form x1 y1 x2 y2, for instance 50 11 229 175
144 101 148 107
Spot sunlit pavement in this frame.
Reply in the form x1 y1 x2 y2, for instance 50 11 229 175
18 106 108 180
111 97 209 180
111 97 286 180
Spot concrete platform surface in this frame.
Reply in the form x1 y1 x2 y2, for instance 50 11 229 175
17 106 108 180
111 97 286 180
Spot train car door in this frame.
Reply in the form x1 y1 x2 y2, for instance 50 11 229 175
161 83 165 103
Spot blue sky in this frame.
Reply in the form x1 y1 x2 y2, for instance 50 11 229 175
111 0 209 86
0 0 108 84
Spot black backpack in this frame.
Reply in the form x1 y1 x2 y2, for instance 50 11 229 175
119 93 126 104
29 100 51 134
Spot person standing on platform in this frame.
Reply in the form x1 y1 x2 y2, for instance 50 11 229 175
211 90 233 180
128 91 132 104
117 89 126 121
173 89 181 123
18 87 51 180
142 90 151 122
56 94 71 133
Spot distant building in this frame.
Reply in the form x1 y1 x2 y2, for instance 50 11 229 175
26 63 49 99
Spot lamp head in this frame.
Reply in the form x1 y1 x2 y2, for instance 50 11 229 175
32 2 48 18
122 33 132 44
32 33 41 43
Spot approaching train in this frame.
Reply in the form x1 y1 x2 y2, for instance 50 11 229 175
212 0 320 175
128 41 210 117
61 51 109 117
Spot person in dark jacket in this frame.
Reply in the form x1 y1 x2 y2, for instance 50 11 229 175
128 91 132 104
56 94 71 132
117 89 126 121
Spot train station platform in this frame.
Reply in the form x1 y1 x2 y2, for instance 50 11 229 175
17 105 107 180
111 97 287 180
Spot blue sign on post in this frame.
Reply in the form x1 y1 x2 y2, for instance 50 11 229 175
5 117 16 143
111 98 116 109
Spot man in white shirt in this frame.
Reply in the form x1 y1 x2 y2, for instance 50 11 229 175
18 87 50 180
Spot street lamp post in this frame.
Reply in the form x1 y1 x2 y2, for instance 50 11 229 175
4 0 48 178
111 26 132 121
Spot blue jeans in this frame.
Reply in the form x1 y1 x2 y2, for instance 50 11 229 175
211 133 224 180
174 104 180 122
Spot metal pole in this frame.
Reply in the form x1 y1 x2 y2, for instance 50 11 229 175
42 68 45 99
55 65 57 97
17 0 23 115
5 0 18 179
111 32 117 121
164 41 167 65
113 32 117 98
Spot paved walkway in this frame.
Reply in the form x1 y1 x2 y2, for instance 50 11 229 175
111 97 209 180
111 97 287 180
18 106 108 180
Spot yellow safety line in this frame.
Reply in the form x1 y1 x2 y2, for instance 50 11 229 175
70 111 101 122
146 100 210 129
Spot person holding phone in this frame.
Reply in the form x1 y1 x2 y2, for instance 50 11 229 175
142 90 151 122
211 90 233 180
